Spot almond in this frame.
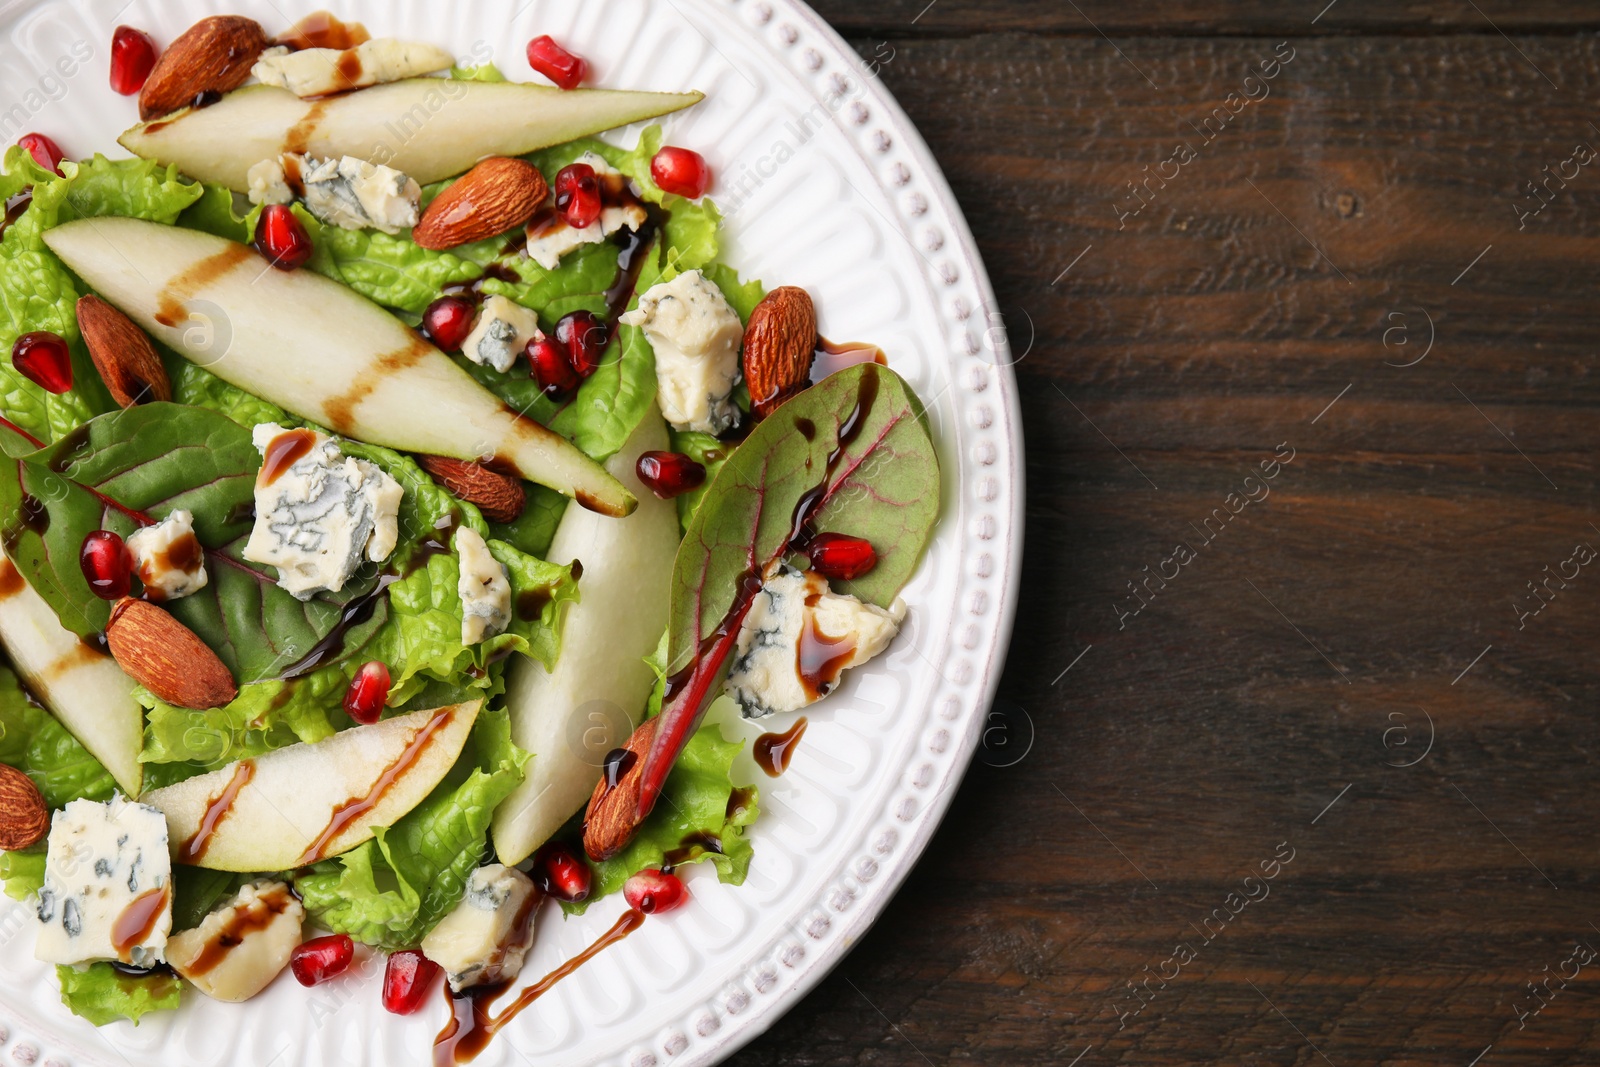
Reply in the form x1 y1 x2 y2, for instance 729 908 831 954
76 296 172 408
417 455 526 524
139 16 271 121
583 716 658 861
743 286 817 419
0 765 49 851
412 158 548 251
106 597 238 710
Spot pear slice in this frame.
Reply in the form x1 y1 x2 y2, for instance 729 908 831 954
43 218 635 517
143 700 481 871
491 413 680 866
119 81 703 191
0 554 144 797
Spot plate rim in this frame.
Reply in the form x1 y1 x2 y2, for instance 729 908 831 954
0 0 1026 1063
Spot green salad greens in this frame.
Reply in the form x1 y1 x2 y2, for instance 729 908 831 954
0 37 944 1044
0 112 760 1027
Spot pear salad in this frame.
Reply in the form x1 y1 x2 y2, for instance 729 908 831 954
0 10 940 1058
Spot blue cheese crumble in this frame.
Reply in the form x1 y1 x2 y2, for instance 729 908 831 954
419 864 537 991
247 153 422 234
725 567 905 719
243 424 403 600
621 269 744 436
35 796 171 968
524 152 648 271
126 509 208 603
461 295 543 374
455 527 511 646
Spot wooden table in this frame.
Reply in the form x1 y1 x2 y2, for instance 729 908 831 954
733 3 1600 1064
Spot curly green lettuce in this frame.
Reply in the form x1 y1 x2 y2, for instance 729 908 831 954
0 148 203 441
56 963 181 1026
0 664 115 808
136 444 577 778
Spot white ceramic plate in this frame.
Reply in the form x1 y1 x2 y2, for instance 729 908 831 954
0 0 1023 1063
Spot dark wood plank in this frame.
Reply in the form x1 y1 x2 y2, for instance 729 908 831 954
808 0 1600 37
731 26 1600 1067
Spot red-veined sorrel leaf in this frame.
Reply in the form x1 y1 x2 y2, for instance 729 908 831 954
641 363 939 813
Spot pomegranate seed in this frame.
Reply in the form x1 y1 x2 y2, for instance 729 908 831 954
12 331 73 394
554 163 602 229
623 868 686 915
109 27 158 96
533 842 592 903
343 661 390 725
555 310 608 376
526 35 587 90
636 451 706 500
79 531 132 601
806 533 878 581
254 204 313 271
528 336 580 399
423 296 477 353
290 934 354 986
18 134 64 176
382 950 441 1015
650 147 711 199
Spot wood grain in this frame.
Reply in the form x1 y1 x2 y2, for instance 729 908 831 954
731 18 1600 1067
808 0 1600 37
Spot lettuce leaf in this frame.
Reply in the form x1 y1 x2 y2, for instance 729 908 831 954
0 149 205 442
135 436 574 777
0 851 45 901
576 718 758 912
489 483 568 561
168 358 292 429
294 707 529 949
56 963 181 1026
0 665 115 808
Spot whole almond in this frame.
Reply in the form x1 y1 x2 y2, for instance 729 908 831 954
418 455 526 523
412 158 548 251
106 598 237 710
139 16 271 121
0 765 49 851
743 287 818 419
77 296 171 408
583 716 658 861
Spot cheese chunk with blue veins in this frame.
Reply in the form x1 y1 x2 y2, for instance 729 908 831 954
726 568 906 719
524 152 647 271
420 864 538 992
456 527 511 646
252 39 455 98
621 269 744 435
35 796 172 967
126 509 207 603
166 881 303 1003
243 424 403 600
248 153 422 234
461 295 543 374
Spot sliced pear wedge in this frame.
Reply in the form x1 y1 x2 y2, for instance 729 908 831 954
0 555 144 797
119 81 703 191
143 700 482 871
491 413 680 866
43 218 635 517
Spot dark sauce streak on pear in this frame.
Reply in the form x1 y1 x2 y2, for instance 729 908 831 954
155 243 254 328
